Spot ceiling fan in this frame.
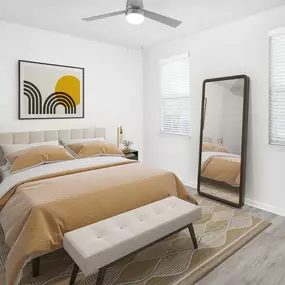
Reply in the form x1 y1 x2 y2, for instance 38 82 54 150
82 0 182 28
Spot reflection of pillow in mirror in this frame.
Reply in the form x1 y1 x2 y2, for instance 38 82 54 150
67 141 123 158
7 145 75 173
202 143 228 153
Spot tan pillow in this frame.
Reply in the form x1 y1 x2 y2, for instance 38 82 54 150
68 141 124 158
1 140 59 156
7 145 75 173
202 143 229 153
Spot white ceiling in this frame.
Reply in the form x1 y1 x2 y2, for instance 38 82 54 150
0 0 284 48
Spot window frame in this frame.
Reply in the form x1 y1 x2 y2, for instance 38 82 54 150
269 27 285 146
159 53 190 137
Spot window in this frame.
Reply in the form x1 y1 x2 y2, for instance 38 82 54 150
269 29 285 145
160 53 190 136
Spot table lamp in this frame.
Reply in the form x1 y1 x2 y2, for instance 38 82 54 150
117 126 124 148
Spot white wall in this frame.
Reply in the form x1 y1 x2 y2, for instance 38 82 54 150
204 82 243 155
143 5 285 215
221 87 243 155
204 83 224 145
0 21 143 155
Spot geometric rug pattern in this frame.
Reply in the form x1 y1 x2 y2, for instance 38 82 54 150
0 196 270 285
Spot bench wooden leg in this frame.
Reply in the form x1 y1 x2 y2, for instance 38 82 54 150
32 257 40 278
96 267 107 285
188 224 198 249
69 263 79 285
68 264 107 285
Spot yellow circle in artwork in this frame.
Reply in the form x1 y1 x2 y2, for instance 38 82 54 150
55 75 80 106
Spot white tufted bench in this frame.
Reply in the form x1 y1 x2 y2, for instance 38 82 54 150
63 196 202 285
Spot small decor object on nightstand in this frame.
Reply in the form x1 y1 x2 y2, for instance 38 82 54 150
123 149 139 161
123 140 133 152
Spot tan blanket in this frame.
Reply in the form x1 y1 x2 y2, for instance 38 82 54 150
202 155 241 187
0 160 196 285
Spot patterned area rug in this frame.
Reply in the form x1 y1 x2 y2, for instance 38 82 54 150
0 196 270 285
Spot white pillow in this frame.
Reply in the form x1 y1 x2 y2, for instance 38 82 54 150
61 137 105 146
1 140 59 156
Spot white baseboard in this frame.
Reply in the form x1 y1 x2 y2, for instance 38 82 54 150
182 180 285 217
245 198 285 217
182 181 197 190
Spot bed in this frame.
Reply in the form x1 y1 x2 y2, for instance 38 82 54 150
201 151 241 187
0 127 197 285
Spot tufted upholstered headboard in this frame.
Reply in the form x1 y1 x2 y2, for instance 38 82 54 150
0 127 105 165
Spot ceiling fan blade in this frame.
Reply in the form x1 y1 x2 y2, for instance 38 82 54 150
144 10 182 28
82 11 125 22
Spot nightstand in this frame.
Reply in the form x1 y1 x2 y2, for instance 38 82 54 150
123 149 139 161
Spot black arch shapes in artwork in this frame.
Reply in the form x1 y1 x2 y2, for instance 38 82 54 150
23 91 32 115
50 99 71 114
23 81 43 114
43 92 76 115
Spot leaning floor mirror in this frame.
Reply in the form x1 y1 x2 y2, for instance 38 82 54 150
197 75 250 207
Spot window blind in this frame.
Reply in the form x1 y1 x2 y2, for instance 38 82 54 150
270 30 285 145
160 54 190 136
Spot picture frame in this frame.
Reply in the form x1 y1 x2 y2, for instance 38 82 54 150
18 60 85 120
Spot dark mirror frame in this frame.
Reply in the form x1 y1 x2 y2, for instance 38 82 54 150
197 75 250 208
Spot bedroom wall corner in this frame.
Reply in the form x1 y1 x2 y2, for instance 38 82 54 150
143 4 285 215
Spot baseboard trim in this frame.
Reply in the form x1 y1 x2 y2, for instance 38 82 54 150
183 180 285 217
182 181 197 190
245 198 285 217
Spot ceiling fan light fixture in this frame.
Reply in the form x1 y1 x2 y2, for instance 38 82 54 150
126 9 145 25
82 0 182 28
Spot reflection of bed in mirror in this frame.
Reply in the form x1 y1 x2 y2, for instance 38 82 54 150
198 75 249 207
201 143 240 187
200 143 241 203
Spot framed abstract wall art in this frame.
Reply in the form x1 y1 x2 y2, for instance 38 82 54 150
18 60 84 120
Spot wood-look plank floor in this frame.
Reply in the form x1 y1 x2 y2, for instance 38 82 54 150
190 190 285 285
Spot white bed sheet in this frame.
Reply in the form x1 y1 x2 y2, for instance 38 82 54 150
201 151 240 166
0 156 129 200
